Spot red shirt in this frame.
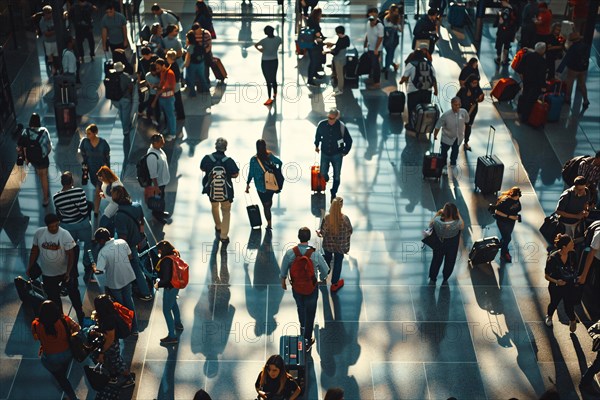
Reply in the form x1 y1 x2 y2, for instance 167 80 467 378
536 9 553 35
570 0 587 18
32 316 78 355
159 67 176 97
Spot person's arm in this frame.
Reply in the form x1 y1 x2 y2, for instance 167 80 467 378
98 328 116 362
79 139 88 164
433 113 444 139
342 125 353 155
374 32 383 55
104 141 111 167
555 191 584 220
289 383 302 400
245 158 254 192
101 24 108 51
579 248 597 284
314 251 330 279
183 50 191 68
545 273 565 285
27 245 40 277
64 247 75 281
280 251 292 289
314 124 322 152
121 21 129 48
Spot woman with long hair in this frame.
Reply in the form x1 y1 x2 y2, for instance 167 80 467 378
456 74 484 151
245 139 283 230
255 354 301 400
184 30 210 96
317 197 353 293
154 240 184 344
31 300 81 400
494 187 522 263
458 57 480 87
17 113 52 206
79 123 110 215
382 4 403 75
92 294 135 387
254 25 282 106
306 8 324 87
544 234 579 332
428 202 464 285
96 165 123 229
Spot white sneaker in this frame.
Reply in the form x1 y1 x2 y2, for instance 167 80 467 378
165 135 175 142
544 315 553 327
442 166 448 176
333 90 343 96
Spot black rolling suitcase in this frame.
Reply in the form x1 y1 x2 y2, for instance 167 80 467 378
388 90 406 114
14 276 47 316
247 205 262 229
344 49 359 89
54 75 77 105
280 335 306 394
475 126 504 195
54 82 77 136
423 137 444 180
469 237 501 265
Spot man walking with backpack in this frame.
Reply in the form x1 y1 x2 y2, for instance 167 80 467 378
200 138 239 245
146 134 171 223
280 227 329 351
107 62 134 135
399 46 438 130
70 0 96 63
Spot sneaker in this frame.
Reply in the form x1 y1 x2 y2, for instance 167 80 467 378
544 315 553 327
464 143 471 151
305 337 315 352
333 90 343 96
160 336 179 344
428 279 436 285
264 98 274 106
175 323 184 331
494 58 500 65
441 279 449 286
220 237 230 244
137 294 153 301
331 279 345 293
570 320 577 333
131 331 139 337
165 135 175 142
442 166 448 176
121 376 136 389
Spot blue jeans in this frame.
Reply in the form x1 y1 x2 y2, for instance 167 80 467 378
320 152 343 197
383 43 397 70
114 97 132 134
107 283 139 332
130 249 151 297
187 62 209 95
292 288 319 341
41 350 78 400
159 96 176 136
162 287 181 337
324 250 344 284
440 139 459 167
60 218 93 275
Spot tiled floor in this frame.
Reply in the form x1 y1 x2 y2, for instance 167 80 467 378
1 1 599 399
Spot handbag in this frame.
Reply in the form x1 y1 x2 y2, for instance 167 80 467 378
588 321 600 352
421 226 442 250
84 363 110 391
539 213 565 244
256 157 279 192
30 263 43 280
60 318 90 362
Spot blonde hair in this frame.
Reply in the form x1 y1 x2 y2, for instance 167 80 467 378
166 49 177 61
325 197 344 235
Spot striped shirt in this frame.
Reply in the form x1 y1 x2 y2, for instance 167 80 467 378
53 187 88 223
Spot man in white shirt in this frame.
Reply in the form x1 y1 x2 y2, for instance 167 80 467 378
93 227 139 334
433 97 470 175
364 13 384 89
147 133 171 222
151 3 178 33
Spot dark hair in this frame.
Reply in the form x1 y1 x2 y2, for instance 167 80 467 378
335 25 345 34
94 294 116 327
155 58 166 66
186 30 197 45
595 150 600 159
38 300 62 336
196 1 209 15
309 7 322 21
141 46 152 55
554 233 572 249
367 7 379 14
165 24 178 36
440 202 459 221
44 213 60 226
29 113 41 128
60 171 74 186
151 133 164 142
106 3 115 10
256 139 269 163
191 22 201 31
192 390 213 400
324 388 345 400
538 1 548 8
264 25 275 37
465 73 479 86
86 123 99 134
111 185 132 205
151 22 161 34
427 8 438 16
258 355 290 395
573 176 587 186
385 4 401 24
539 388 560 400
94 227 111 242
467 57 478 68
298 227 311 242
157 240 178 257
65 36 74 46
151 3 161 11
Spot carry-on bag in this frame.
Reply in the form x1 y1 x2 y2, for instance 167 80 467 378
469 237 501 265
528 96 548 128
54 82 77 136
447 2 467 28
422 136 444 180
344 48 359 88
475 126 504 195
311 164 326 192
388 90 406 114
411 103 439 135
247 205 262 229
356 52 371 76
279 335 306 394
490 78 520 101
14 276 47 315
211 57 227 81
545 83 565 122
539 213 565 244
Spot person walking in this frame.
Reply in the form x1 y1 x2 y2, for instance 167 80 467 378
493 187 522 263
146 133 171 222
382 4 402 77
520 0 538 49
280 227 329 351
458 57 480 87
316 197 353 293
31 300 81 400
153 59 177 141
17 113 52 206
555 176 591 238
70 0 96 63
412 8 439 54
324 25 350 96
110 62 134 135
154 240 184 344
577 151 600 205
194 0 215 39
399 46 438 128
314 108 353 200
53 172 94 283
544 23 564 80
427 203 464 285
27 214 85 324
544 234 579 332
432 97 470 174
93 227 139 335
306 8 324 87
151 3 178 32
254 25 282 106
184 30 210 96
364 13 384 89
558 32 591 110
456 75 484 151
96 165 123 229
494 0 518 66
165 49 185 121
534 2 552 44
200 137 240 244
579 319 600 395
79 123 110 215
39 6 58 76
245 139 283 230
255 355 301 400
101 3 128 56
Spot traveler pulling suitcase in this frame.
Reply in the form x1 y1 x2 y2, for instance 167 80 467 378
211 57 227 81
388 90 406 114
469 237 501 265
14 276 47 316
447 2 467 28
422 136 444 180
475 126 504 195
490 78 520 102
528 96 548 128
411 103 440 136
279 335 306 394
54 82 77 136
311 163 326 192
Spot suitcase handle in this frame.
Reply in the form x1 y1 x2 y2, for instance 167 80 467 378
485 125 496 157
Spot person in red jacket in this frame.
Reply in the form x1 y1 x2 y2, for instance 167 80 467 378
534 2 552 43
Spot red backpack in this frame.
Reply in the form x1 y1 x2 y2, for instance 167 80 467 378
160 255 189 289
289 247 317 295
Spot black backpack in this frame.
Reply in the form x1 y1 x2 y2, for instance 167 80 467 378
136 152 158 187
412 57 435 90
561 155 590 186
22 128 45 164
190 43 205 64
104 70 123 101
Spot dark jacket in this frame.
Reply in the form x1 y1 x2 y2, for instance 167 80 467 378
545 250 577 285
157 256 174 288
520 52 547 89
200 151 240 199
563 41 590 72
314 120 353 156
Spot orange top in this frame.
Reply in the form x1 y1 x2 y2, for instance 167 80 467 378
159 67 176 96
31 316 78 355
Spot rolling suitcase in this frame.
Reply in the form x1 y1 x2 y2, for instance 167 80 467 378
280 335 306 394
54 75 77 105
14 276 47 316
311 192 326 218
246 204 262 229
422 136 444 180
469 237 501 265
311 164 326 192
447 2 467 28
388 90 406 114
411 103 439 135
54 83 77 136
490 78 520 101
344 48 359 88
356 52 371 76
211 57 227 81
475 126 504 195
528 96 548 128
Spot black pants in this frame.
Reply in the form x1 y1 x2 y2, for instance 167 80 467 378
547 283 576 320
43 265 84 323
307 46 323 84
174 91 185 120
407 90 433 126
464 107 478 144
261 59 278 98
428 233 460 281
496 217 516 256
257 189 275 224
366 50 381 84
517 84 543 121
75 26 95 58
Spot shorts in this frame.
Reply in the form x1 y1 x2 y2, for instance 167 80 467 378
31 156 50 170
44 41 58 57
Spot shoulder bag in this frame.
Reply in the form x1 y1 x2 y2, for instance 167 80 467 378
256 157 279 192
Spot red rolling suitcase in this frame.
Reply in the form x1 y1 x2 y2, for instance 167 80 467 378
422 137 444 180
211 57 227 81
475 126 504 195
490 78 520 102
311 164 326 192
528 96 548 128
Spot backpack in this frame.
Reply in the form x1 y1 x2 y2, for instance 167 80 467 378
561 155 590 186
23 128 45 164
583 220 600 248
165 9 180 21
205 154 231 202
289 246 317 295
104 70 124 101
113 302 134 338
158 255 189 289
136 152 158 187
412 57 435 90
190 43 205 64
511 47 529 72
